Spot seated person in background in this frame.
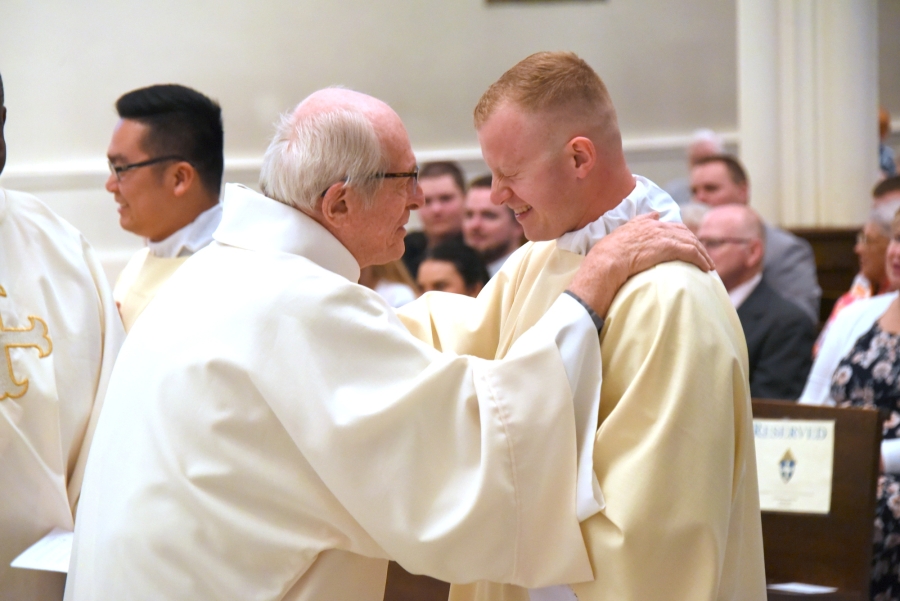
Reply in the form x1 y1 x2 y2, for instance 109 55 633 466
691 153 821 324
663 128 725 206
462 174 523 276
816 197 900 355
359 260 419 308
699 205 814 400
799 206 900 599
876 176 900 207
417 239 489 297
0 71 124 601
401 161 466 278
108 84 223 332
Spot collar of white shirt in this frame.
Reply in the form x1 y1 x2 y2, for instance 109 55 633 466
555 174 681 256
213 183 361 283
147 203 223 258
729 273 763 309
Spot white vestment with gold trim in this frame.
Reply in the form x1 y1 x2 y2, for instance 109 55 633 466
0 188 124 600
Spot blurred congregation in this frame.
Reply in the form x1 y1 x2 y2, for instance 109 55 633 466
2 1 900 601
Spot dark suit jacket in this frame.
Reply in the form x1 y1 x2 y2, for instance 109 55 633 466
737 278 815 400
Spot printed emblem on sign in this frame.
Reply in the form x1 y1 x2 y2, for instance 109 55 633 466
0 285 53 400
779 449 796 483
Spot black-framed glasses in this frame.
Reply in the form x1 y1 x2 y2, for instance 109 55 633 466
108 155 187 182
320 167 419 197
698 237 752 250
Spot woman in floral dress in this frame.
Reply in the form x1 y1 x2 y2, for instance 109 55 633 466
800 208 900 600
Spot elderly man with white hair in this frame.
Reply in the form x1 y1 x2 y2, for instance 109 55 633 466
64 88 709 601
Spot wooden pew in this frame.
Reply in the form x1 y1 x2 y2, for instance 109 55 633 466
753 400 882 601
383 562 449 601
789 228 858 325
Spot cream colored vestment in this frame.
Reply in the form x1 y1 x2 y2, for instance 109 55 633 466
0 188 124 600
65 184 605 601
114 249 187 332
398 178 766 601
113 203 221 332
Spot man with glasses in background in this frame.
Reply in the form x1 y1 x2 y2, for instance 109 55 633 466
698 204 814 400
107 84 223 332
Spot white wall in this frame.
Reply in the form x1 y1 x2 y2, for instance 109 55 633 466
0 0 896 280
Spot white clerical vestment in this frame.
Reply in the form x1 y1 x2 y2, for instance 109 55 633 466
65 184 606 601
113 202 221 332
398 176 767 601
0 188 124 600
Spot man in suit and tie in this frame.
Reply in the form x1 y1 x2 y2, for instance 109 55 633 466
699 204 815 400
691 154 821 324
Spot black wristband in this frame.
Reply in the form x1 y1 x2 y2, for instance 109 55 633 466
563 290 605 331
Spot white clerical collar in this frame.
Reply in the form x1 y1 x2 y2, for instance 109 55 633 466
555 175 681 256
729 273 763 309
214 183 360 283
147 203 223 258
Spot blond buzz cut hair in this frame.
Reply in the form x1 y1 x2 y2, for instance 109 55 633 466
474 51 617 133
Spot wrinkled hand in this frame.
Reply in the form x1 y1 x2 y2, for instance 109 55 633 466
567 213 715 319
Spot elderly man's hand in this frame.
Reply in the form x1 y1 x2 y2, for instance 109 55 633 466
567 213 714 319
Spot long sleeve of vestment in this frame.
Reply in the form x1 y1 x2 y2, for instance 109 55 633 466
65 235 600 601
568 264 764 601
260 281 597 587
439 262 765 601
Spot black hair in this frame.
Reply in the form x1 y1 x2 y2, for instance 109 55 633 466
116 84 223 196
423 239 489 290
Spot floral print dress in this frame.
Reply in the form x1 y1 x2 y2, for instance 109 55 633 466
831 321 900 601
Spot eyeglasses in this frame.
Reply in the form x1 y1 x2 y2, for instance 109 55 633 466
698 237 752 250
857 231 886 246
108 155 187 182
320 167 419 198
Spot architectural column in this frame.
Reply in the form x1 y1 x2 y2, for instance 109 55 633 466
738 0 878 227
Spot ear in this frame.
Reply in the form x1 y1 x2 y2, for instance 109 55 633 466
746 239 764 269
319 183 352 229
567 136 596 179
171 161 197 197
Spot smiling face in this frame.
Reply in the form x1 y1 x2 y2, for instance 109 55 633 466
477 102 585 241
106 118 187 241
463 186 522 262
886 221 900 290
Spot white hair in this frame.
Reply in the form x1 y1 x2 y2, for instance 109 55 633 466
259 106 386 211
690 128 724 151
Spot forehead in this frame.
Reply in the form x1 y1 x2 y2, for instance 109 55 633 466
700 209 742 234
477 102 552 165
108 118 150 157
466 188 498 210
421 174 462 195
375 111 415 168
692 161 730 183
